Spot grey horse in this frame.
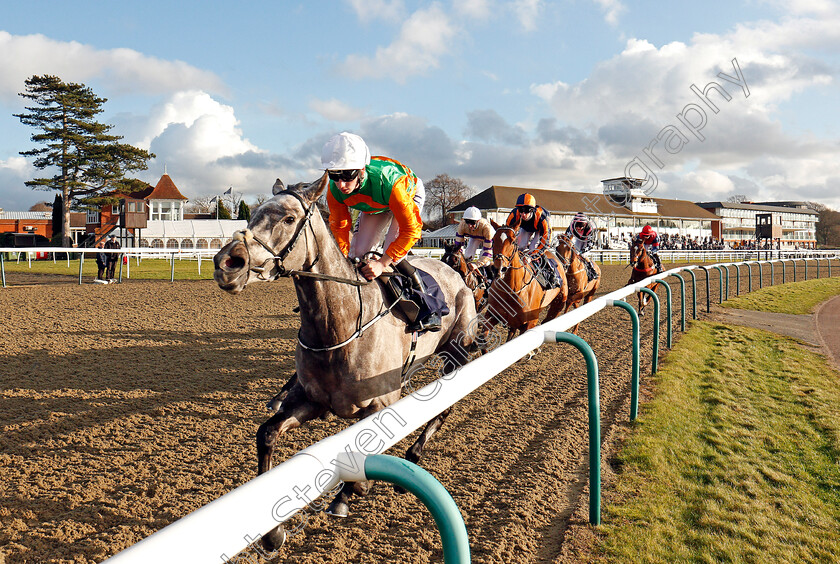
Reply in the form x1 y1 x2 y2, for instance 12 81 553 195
213 173 477 549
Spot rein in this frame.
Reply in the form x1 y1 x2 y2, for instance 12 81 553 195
234 188 404 352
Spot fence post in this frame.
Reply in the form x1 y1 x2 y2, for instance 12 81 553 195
816 258 821 279
722 264 730 300
607 299 640 420
170 253 176 282
362 454 471 562
544 331 601 526
734 263 741 296
699 266 711 313
747 262 753 292
671 273 686 332
769 261 775 285
78 252 84 285
805 259 808 280
758 262 764 288
1 252 5 288
711 265 723 305
682 268 697 319
653 279 673 349
638 288 661 373
782 260 786 284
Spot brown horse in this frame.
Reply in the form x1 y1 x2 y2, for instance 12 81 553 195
213 174 477 547
441 243 489 311
554 234 601 333
627 237 661 315
483 224 568 343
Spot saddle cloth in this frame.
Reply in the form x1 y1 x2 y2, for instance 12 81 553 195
384 265 450 323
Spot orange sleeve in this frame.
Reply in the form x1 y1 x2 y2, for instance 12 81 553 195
536 212 550 251
506 209 520 230
327 189 352 256
384 177 422 262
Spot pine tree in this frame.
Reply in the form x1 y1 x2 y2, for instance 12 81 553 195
15 75 154 246
237 200 251 222
217 202 232 220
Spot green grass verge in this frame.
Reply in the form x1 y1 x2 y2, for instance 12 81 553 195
595 321 840 562
722 277 840 314
1 257 215 280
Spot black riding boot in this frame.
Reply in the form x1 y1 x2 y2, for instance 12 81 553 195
653 254 663 273
395 260 442 333
584 257 599 280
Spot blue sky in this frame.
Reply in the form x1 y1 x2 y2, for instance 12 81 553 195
1 0 839 213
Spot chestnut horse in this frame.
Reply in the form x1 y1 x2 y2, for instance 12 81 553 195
627 237 661 316
213 174 477 548
441 243 489 311
554 233 601 333
483 224 568 343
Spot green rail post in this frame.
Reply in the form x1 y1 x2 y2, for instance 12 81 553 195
769 261 775 285
682 268 697 319
711 266 723 304
170 253 176 282
794 258 798 282
782 260 786 284
609 299 640 420
671 273 686 332
722 264 730 300
639 287 661 373
699 266 711 313
1 252 5 288
118 254 124 283
365 455 471 563
758 261 764 288
78 252 84 285
653 279 673 348
816 258 821 279
805 259 809 280
746 262 753 292
546 332 601 526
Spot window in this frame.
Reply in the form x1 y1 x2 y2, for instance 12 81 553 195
181 239 194 249
151 239 164 248
139 239 150 248
166 239 179 249
210 238 222 249
196 239 209 249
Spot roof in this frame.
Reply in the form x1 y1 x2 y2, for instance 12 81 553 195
146 174 188 201
422 224 459 239
0 211 51 220
695 201 818 215
140 220 247 239
452 186 719 220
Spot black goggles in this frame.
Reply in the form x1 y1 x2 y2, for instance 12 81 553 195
327 169 360 182
465 219 477 225
518 206 534 214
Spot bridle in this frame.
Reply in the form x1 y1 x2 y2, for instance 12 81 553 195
230 188 405 353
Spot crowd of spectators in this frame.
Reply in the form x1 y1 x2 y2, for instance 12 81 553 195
610 233 726 250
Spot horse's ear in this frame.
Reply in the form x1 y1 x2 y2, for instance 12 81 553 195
490 219 501 230
301 172 329 204
272 179 285 195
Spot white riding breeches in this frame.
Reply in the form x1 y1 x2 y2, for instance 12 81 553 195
516 229 543 253
463 237 484 261
348 179 426 263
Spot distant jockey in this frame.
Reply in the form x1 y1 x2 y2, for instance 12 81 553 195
564 212 599 281
505 193 551 254
635 224 663 273
454 206 495 270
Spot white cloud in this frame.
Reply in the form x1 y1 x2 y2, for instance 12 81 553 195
591 0 626 26
345 0 405 22
308 98 366 122
0 31 226 105
510 0 543 31
454 0 493 20
340 4 457 81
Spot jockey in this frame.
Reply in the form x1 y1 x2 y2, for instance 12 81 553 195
505 193 551 254
564 212 599 281
454 206 495 270
635 224 663 273
506 193 560 287
323 132 441 332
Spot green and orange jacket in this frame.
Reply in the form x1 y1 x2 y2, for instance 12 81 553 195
327 156 422 262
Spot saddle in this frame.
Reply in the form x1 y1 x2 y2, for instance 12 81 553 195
381 260 450 332
530 253 564 290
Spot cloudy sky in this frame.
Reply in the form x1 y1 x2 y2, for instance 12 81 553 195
1 0 839 213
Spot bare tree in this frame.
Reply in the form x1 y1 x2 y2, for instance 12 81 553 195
727 194 749 203
186 195 216 214
29 201 51 211
810 201 840 247
423 174 472 230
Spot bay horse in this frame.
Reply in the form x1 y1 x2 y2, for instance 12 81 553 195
554 234 601 333
627 237 661 316
441 243 489 311
213 174 477 547
482 224 568 343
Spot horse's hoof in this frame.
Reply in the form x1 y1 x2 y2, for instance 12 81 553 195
394 483 408 494
261 524 287 552
325 500 350 518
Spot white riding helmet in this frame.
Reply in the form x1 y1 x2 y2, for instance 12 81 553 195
463 206 481 221
321 132 371 170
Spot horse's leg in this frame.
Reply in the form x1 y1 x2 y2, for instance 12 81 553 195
256 383 327 552
265 371 299 412
405 406 452 464
257 383 326 474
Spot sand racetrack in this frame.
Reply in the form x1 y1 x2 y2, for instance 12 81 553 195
1 262 718 563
